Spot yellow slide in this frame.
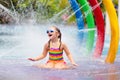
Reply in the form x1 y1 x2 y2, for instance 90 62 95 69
103 0 119 63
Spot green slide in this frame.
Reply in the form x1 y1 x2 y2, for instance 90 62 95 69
77 0 95 54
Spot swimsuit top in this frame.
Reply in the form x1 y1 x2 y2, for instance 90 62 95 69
49 48 63 61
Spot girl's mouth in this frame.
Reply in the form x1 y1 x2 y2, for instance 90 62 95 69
48 34 52 37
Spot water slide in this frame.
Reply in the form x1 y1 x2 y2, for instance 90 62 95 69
77 0 95 53
68 0 84 30
69 0 119 63
68 0 84 40
88 0 105 58
103 0 119 63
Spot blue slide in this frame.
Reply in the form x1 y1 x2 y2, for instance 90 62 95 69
69 0 84 41
69 0 84 30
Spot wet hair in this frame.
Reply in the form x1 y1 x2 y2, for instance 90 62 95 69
48 26 62 49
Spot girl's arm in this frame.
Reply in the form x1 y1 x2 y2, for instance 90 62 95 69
63 43 77 66
28 43 48 61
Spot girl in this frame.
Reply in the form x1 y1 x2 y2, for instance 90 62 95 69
28 26 77 69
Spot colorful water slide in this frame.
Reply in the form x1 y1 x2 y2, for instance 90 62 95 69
69 0 85 40
103 0 119 63
77 0 95 53
88 0 105 58
69 0 84 30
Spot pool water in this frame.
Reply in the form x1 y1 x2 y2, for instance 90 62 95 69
0 24 120 80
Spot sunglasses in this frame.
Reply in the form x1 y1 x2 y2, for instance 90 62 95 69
46 30 54 34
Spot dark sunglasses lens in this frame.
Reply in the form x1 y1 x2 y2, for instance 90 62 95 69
46 30 49 33
50 30 54 33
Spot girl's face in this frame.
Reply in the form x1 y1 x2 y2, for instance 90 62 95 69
47 27 59 40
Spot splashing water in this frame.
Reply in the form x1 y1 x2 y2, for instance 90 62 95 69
0 24 120 80
0 0 120 80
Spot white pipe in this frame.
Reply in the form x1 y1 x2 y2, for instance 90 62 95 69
105 12 110 34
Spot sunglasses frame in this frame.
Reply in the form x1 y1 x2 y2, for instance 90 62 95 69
46 30 54 34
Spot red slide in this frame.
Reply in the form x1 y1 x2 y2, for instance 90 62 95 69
88 0 105 58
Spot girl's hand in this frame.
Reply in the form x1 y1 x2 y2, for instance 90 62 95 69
28 58 36 61
72 63 78 66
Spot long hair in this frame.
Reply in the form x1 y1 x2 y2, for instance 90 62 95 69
48 26 62 49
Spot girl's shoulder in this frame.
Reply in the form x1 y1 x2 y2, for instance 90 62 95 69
45 42 49 46
44 42 49 48
61 42 67 48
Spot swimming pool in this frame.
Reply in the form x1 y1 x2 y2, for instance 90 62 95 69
0 24 120 80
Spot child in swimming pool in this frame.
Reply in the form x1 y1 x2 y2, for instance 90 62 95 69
28 26 77 69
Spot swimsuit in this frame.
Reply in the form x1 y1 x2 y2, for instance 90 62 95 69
49 48 63 60
47 48 66 64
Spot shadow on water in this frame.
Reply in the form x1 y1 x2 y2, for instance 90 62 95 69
0 24 120 80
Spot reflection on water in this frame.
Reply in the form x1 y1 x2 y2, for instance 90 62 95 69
107 66 119 80
0 24 120 80
94 64 120 80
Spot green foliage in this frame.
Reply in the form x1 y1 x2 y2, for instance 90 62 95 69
0 0 118 24
113 0 118 5
59 0 69 9
0 0 10 8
